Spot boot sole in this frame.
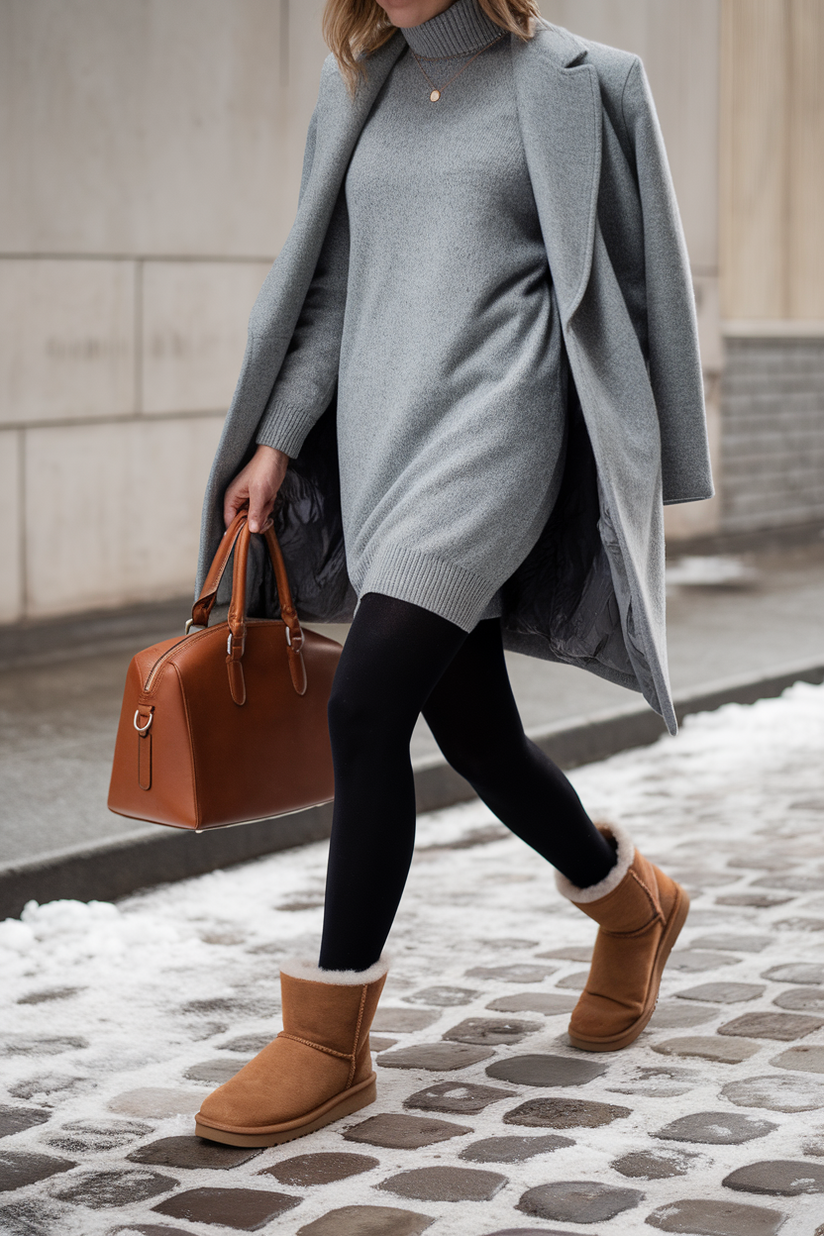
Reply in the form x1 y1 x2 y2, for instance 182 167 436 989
568 883 691 1053
194 1073 377 1147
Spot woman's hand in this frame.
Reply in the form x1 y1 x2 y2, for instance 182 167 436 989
223 444 290 533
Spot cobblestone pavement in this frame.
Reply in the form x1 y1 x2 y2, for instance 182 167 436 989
1 682 823 1235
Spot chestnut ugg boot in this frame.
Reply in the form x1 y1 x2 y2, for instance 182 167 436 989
195 956 388 1147
556 825 689 1052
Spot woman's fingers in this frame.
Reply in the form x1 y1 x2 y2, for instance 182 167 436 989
223 475 250 528
247 482 274 534
249 447 289 531
224 445 289 530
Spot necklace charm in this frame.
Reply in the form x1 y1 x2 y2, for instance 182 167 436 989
411 33 504 104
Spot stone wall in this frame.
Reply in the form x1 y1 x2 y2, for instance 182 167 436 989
2 0 821 623
0 0 326 624
720 335 824 533
542 0 724 543
0 257 270 622
716 0 824 539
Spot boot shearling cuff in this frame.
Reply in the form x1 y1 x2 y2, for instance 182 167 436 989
555 823 635 904
280 956 390 985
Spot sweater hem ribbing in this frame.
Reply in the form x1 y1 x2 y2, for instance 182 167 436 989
353 543 497 632
255 399 318 459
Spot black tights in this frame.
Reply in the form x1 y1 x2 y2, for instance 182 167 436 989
318 593 616 972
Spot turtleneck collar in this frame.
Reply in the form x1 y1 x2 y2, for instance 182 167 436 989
401 0 504 59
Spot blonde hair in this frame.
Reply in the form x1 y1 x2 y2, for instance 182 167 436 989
322 0 541 95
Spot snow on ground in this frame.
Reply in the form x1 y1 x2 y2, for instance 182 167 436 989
1 681 823 1234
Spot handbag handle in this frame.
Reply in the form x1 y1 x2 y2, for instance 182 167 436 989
190 510 247 629
191 511 308 703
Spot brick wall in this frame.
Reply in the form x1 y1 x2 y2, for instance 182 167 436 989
720 336 824 534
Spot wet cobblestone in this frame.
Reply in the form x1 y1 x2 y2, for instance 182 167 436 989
1 682 823 1233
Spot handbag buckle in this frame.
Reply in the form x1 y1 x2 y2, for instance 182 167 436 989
227 630 246 658
133 708 153 735
285 624 304 651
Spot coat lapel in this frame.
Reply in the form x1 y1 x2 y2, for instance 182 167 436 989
198 36 408 586
268 34 408 306
511 23 602 324
308 34 408 200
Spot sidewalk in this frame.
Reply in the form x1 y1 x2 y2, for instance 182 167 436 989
0 680 823 1234
1 538 823 914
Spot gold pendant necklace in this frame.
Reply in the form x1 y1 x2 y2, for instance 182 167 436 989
411 33 505 103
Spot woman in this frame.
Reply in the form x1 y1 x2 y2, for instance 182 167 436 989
194 0 712 1149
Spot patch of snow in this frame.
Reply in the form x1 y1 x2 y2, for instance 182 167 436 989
0 680 822 1235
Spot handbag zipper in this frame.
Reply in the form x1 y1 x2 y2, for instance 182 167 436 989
141 619 278 694
142 627 212 693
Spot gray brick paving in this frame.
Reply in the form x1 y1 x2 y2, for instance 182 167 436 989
0 682 823 1233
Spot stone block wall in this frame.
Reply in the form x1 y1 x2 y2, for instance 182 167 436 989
0 257 271 623
3 1 822 623
720 336 824 534
0 0 327 625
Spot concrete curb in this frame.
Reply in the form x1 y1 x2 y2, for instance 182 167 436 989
0 597 191 672
1 658 822 919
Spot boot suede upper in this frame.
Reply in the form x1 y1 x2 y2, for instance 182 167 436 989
556 824 687 1046
197 963 387 1134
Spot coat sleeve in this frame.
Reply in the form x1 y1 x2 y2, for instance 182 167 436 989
298 108 318 205
255 186 349 458
621 58 714 504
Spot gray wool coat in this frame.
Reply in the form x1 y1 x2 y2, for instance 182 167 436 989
196 20 713 736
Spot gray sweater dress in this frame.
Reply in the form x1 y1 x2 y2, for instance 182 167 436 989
256 0 567 631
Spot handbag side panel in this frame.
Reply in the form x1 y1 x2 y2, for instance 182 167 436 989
180 623 340 829
108 640 198 828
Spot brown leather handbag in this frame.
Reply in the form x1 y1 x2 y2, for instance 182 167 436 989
108 512 342 830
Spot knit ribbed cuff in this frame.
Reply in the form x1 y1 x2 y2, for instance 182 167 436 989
255 399 318 459
355 543 497 632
